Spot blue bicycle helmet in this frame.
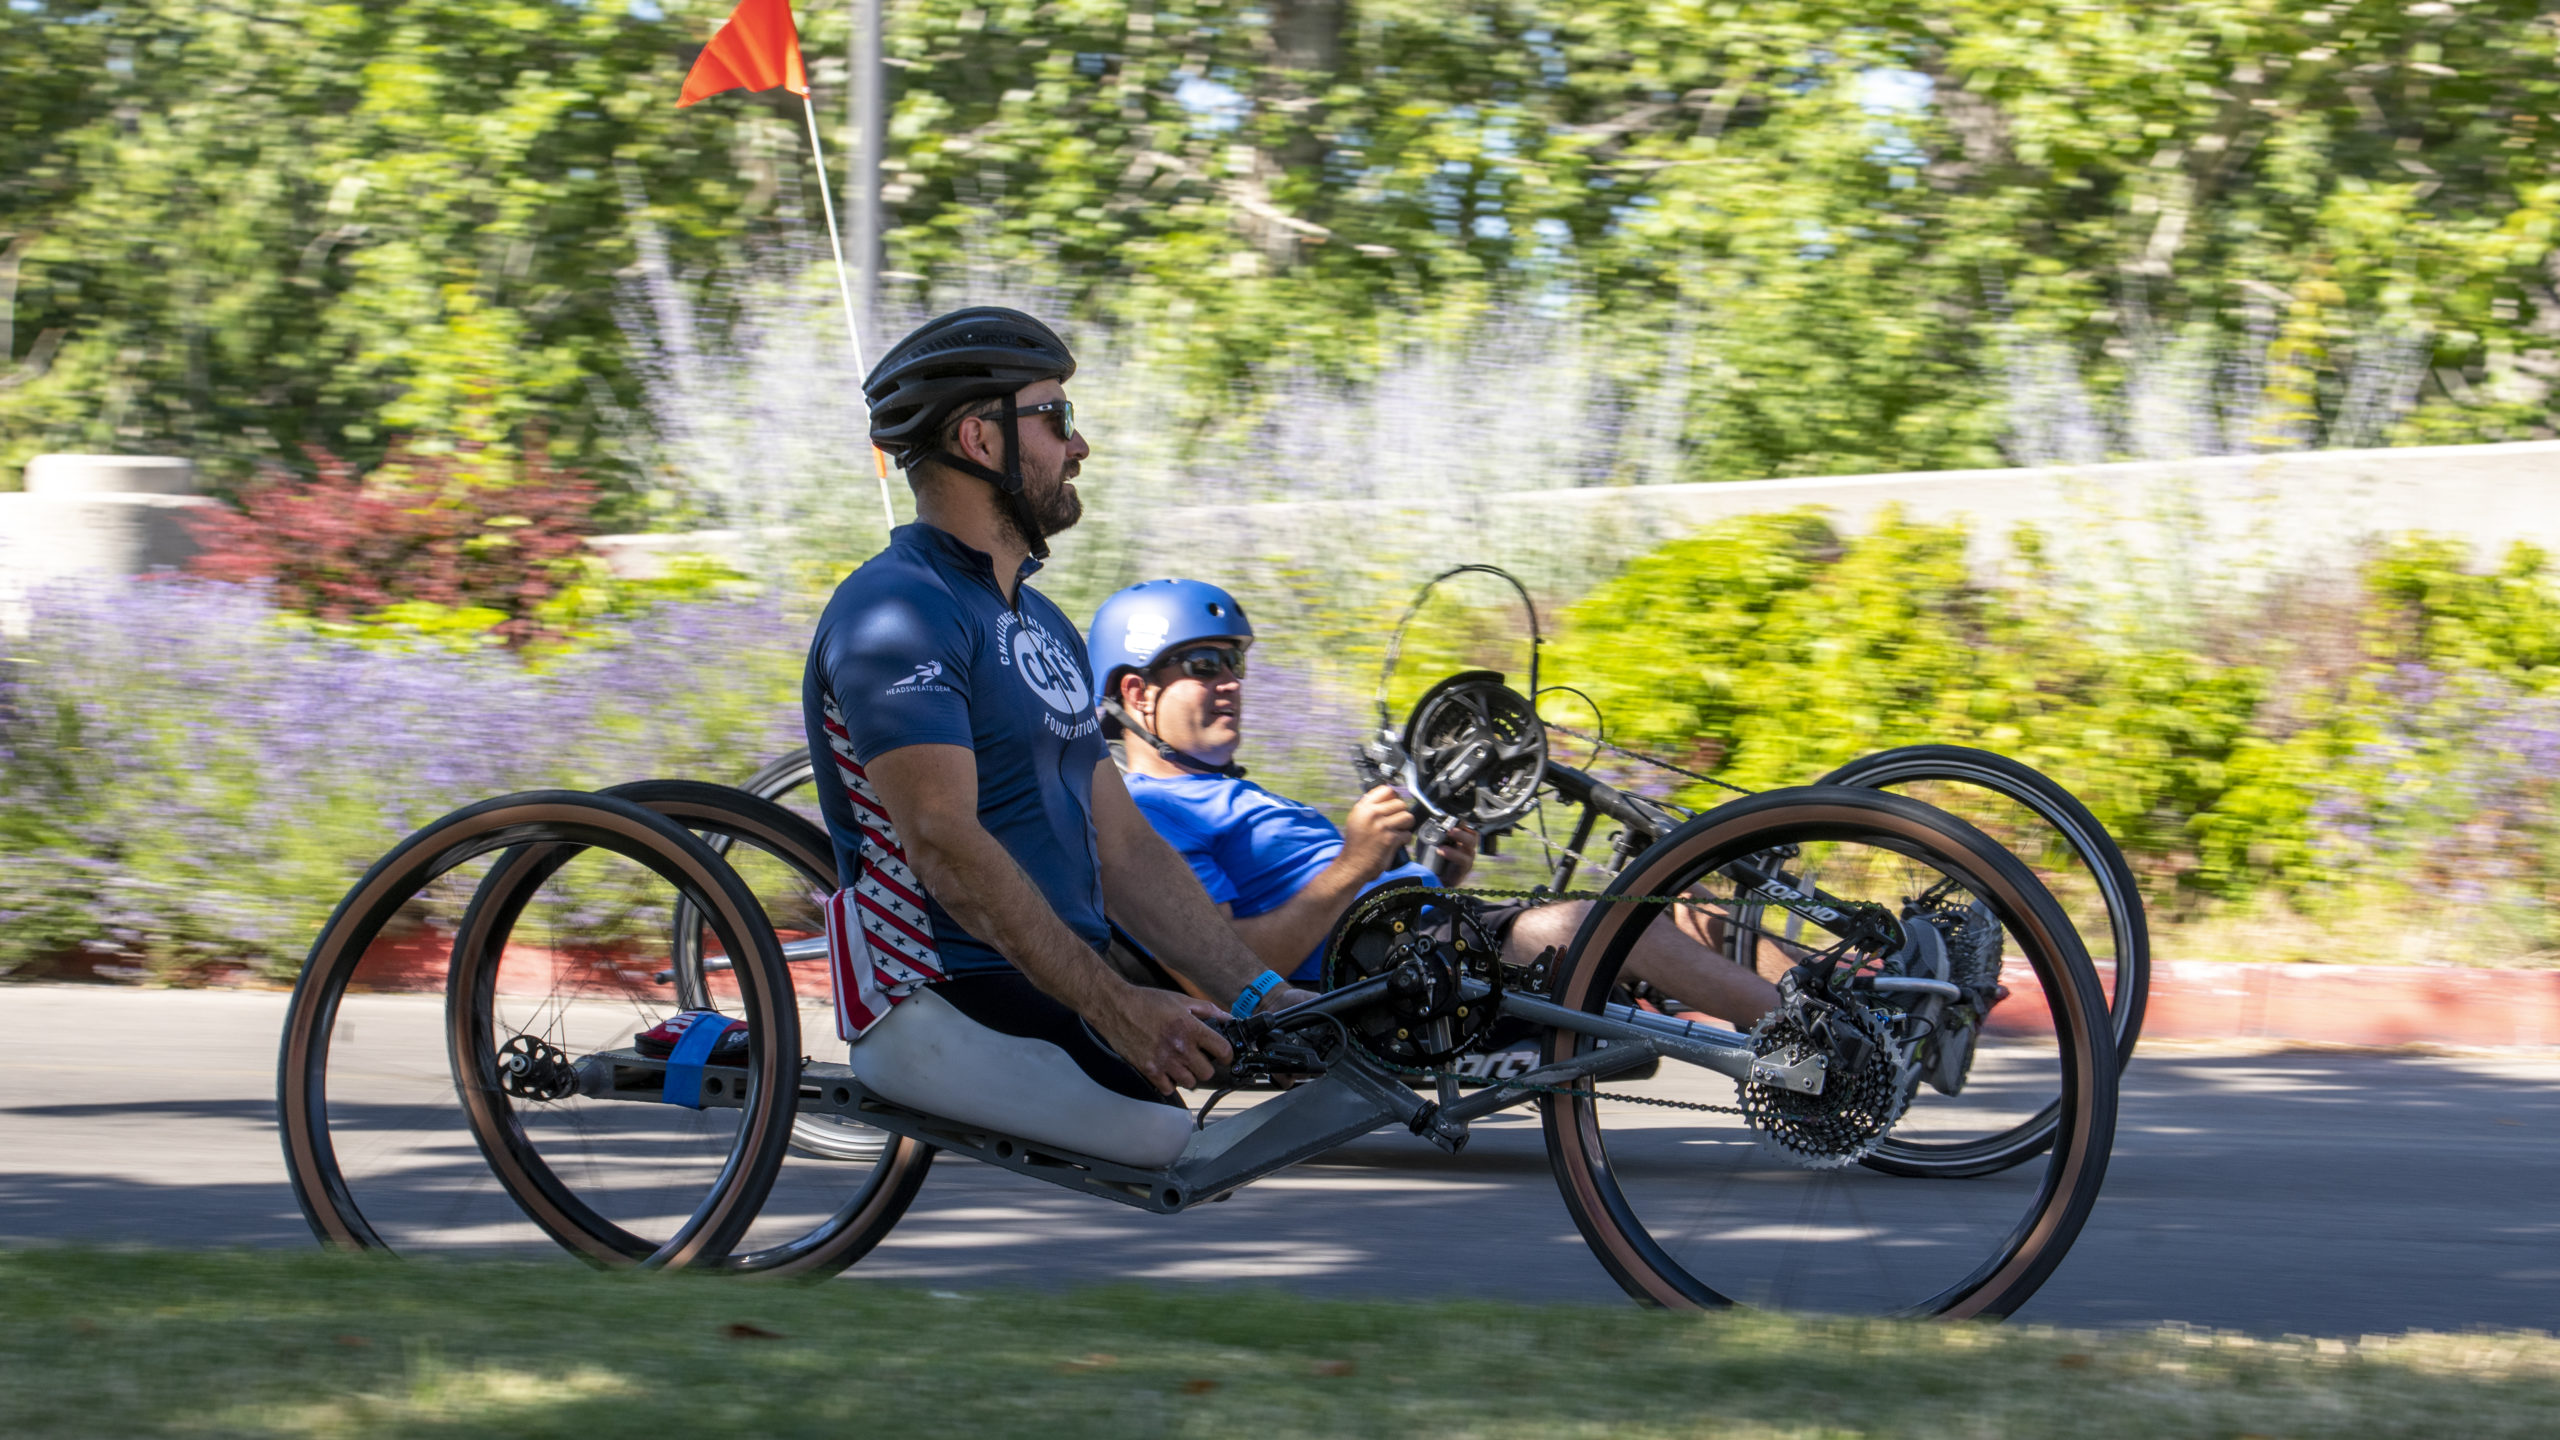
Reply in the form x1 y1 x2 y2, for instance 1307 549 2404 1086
1086 579 1255 706
1087 579 1256 776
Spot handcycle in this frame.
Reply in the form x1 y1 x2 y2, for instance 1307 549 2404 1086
277 677 2125 1317
737 565 2150 1179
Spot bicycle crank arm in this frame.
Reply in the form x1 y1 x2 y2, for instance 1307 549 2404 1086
1869 975 1961 1000
1252 970 1399 1031
1499 993 1757 1083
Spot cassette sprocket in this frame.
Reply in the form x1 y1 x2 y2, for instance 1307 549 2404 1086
1739 995 1909 1170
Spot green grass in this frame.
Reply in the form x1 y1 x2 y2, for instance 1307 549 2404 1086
6 1250 2560 1438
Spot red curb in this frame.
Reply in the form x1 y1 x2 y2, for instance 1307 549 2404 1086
1980 960 2560 1047
343 929 826 1001
2139 960 2560 1048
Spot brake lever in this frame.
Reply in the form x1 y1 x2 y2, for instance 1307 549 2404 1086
1356 733 1404 791
1209 1014 1329 1079
1359 733 1446 853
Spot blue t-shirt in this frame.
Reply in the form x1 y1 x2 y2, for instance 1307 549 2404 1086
802 523 1111 978
1123 772 1438 982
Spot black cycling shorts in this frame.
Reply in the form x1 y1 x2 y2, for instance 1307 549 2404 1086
930 970 1182 1106
1451 894 1537 947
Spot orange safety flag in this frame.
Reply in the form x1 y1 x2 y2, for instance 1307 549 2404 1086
676 0 808 108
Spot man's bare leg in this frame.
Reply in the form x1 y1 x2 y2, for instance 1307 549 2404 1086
1503 903 1781 1030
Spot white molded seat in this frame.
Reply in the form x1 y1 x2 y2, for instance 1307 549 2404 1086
850 988 1195 1168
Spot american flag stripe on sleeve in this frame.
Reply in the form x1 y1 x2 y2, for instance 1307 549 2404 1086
817 697 946 1039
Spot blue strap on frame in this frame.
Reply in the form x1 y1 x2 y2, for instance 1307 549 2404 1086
1230 969 1283 1020
661 1013 746 1109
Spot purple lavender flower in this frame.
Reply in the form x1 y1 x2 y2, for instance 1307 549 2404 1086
0 578 807 978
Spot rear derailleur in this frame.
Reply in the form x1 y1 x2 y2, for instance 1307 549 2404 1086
1741 972 1910 1168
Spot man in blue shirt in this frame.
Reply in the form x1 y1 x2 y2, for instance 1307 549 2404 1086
1089 579 1781 1028
804 310 1311 1108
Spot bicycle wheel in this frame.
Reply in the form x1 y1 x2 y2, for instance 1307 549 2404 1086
278 791 799 1270
601 780 931 1273
1813 746 2146 1178
1542 786 2116 1319
741 748 818 813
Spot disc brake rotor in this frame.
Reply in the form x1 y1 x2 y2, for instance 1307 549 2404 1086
1386 671 1548 838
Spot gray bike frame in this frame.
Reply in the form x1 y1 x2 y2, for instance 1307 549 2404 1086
579 985 1778 1216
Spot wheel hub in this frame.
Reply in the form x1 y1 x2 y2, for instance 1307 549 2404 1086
496 1033 579 1102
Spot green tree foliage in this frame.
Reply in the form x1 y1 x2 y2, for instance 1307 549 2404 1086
12 0 2560 494
0 0 786 493
883 0 2560 474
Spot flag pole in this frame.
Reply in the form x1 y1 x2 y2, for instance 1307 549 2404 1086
801 91 895 533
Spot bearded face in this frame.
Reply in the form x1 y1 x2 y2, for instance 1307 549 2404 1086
932 383 1087 550
1011 434 1084 541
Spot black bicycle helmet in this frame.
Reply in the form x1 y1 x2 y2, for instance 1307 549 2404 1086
866 306 1075 479
865 307 1079 557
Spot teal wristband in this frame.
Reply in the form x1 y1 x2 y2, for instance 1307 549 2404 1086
1231 969 1284 1019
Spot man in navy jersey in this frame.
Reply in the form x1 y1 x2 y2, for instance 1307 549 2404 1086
802 310 1311 1105
1088 579 1782 1028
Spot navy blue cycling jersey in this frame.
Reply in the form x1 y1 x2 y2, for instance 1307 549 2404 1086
802 523 1110 981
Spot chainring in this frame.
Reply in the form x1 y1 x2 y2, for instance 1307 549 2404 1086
1739 997 1909 1169
1320 883 1505 1067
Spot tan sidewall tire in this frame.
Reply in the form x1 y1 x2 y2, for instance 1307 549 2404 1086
1541 786 2114 1318
278 792 800 1269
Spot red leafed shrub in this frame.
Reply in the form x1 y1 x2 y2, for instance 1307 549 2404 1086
187 445 598 644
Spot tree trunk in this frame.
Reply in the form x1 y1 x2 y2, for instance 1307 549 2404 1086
1239 0 1344 266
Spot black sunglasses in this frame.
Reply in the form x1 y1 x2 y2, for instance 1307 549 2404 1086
960 398 1077 443
1154 644 1246 683
1016 398 1076 441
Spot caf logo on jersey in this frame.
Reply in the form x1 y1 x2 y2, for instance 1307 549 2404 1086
1001 614 1089 716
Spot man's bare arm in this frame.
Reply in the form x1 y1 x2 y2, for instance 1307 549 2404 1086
863 744 1229 1090
1089 761 1312 1009
1225 862 1374 976
1223 784 1418 975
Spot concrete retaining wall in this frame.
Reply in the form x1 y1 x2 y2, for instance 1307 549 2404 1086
583 439 2560 604
1120 439 2560 603
0 456 216 633
18 440 2560 611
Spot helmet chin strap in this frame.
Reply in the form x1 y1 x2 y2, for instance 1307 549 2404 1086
916 395 1052 561
1102 697 1246 779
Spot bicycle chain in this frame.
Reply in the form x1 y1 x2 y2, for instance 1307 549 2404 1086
1385 1052 1746 1117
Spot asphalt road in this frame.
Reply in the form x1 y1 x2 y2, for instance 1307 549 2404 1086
6 983 2559 1335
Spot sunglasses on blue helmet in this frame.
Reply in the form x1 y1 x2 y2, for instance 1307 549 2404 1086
1151 643 1247 684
